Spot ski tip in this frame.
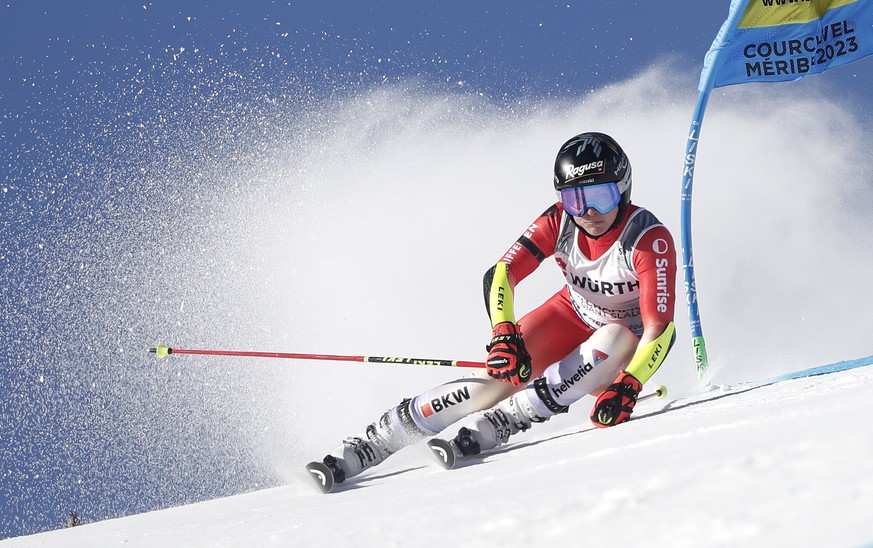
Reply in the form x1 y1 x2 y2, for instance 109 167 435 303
305 461 335 494
654 384 668 399
427 438 457 470
149 343 171 359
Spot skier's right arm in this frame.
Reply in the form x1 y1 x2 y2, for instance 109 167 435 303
482 205 561 386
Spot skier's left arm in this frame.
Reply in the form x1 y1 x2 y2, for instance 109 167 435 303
624 226 677 384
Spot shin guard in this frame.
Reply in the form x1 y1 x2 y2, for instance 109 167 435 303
529 323 637 415
407 373 519 435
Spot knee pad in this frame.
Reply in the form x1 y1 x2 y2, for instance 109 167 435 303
579 324 637 392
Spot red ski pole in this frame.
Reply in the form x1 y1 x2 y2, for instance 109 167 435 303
148 343 485 368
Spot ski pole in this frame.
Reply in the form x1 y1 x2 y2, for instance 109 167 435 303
148 343 485 368
148 346 672 398
638 384 668 402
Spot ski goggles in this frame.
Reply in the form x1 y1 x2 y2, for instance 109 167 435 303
559 182 622 216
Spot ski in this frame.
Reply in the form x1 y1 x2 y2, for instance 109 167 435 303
427 438 459 470
305 461 336 494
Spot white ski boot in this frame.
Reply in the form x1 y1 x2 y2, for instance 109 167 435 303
319 398 429 484
452 391 547 457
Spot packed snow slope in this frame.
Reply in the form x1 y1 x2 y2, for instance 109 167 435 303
4 362 872 548
4 65 873 539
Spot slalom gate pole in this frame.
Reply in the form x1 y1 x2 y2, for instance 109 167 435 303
680 90 712 380
148 343 485 368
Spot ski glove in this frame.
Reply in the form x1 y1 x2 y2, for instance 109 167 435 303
485 322 532 387
591 371 642 428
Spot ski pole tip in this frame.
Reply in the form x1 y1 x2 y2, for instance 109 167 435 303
149 343 171 359
653 384 668 399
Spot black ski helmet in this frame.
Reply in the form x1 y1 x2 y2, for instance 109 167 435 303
553 132 632 207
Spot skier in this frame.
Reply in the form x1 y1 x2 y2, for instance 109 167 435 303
312 132 677 484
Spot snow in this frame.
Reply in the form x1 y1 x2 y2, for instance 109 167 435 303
5 363 872 548
5 51 873 545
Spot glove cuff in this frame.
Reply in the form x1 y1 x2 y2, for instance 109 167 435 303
615 371 643 391
491 321 520 337
488 322 522 350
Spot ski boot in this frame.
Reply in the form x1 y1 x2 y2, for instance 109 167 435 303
307 398 428 492
428 392 546 469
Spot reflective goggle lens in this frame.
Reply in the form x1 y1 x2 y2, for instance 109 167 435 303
560 183 621 216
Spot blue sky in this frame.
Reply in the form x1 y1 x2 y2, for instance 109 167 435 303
3 1 872 166
2 1 872 540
